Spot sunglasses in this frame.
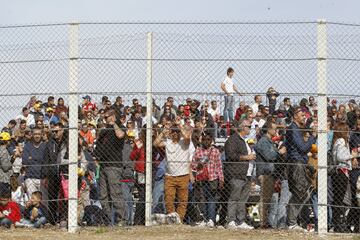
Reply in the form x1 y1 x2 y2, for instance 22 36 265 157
52 130 59 134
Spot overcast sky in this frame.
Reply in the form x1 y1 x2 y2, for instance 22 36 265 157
0 0 358 24
0 0 359 125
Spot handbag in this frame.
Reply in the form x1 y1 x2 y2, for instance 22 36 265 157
195 148 213 181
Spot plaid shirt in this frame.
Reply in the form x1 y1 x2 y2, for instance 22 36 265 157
192 147 224 182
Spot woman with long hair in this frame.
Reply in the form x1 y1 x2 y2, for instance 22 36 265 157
332 122 358 232
130 128 146 225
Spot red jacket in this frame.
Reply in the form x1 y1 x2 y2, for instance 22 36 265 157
235 108 246 121
0 201 21 223
130 143 145 173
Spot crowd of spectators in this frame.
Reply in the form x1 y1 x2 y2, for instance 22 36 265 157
0 67 359 233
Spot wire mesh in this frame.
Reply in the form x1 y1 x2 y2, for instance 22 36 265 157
0 21 359 234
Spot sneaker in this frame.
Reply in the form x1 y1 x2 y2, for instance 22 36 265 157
288 224 304 231
15 221 32 228
197 220 207 227
166 213 176 225
206 219 215 228
166 212 181 225
153 214 167 225
60 220 67 229
237 222 254 230
173 212 182 224
226 221 237 229
117 221 126 227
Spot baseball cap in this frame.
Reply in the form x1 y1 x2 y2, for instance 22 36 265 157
82 95 91 100
46 107 54 112
331 99 337 104
0 132 11 141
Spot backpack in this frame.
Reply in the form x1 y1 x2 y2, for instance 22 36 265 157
82 205 106 226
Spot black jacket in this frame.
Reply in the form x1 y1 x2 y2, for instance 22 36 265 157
94 125 124 167
224 132 249 180
42 137 68 177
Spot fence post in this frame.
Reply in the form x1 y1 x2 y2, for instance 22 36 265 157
317 19 328 235
145 32 153 226
68 22 79 233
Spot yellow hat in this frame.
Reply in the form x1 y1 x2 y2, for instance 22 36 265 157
127 130 135 138
0 132 11 141
77 168 85 177
46 107 54 112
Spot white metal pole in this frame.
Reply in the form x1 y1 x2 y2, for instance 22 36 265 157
68 22 79 233
317 19 328 235
145 32 153 226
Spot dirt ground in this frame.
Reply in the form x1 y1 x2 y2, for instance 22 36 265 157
1 225 358 240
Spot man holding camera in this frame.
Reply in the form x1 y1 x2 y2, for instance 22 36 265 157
154 125 194 224
95 109 126 225
255 119 287 228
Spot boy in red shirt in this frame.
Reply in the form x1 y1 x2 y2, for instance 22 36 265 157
0 185 21 228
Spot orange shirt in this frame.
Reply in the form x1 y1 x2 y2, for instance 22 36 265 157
79 130 95 145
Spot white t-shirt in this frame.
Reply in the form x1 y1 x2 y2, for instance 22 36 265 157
222 76 235 95
208 107 220 120
251 103 259 114
165 139 194 177
12 186 28 207
241 136 256 177
16 114 35 127
248 119 266 140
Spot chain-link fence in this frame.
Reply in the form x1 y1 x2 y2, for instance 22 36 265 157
0 21 359 234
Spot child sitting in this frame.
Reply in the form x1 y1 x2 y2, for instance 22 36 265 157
10 175 28 214
20 191 52 228
0 185 21 228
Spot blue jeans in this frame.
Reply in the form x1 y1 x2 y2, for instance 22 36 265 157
202 181 218 222
20 217 47 228
268 180 291 228
311 192 318 226
327 176 333 227
0 218 13 228
152 178 165 214
223 95 234 122
121 182 134 225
